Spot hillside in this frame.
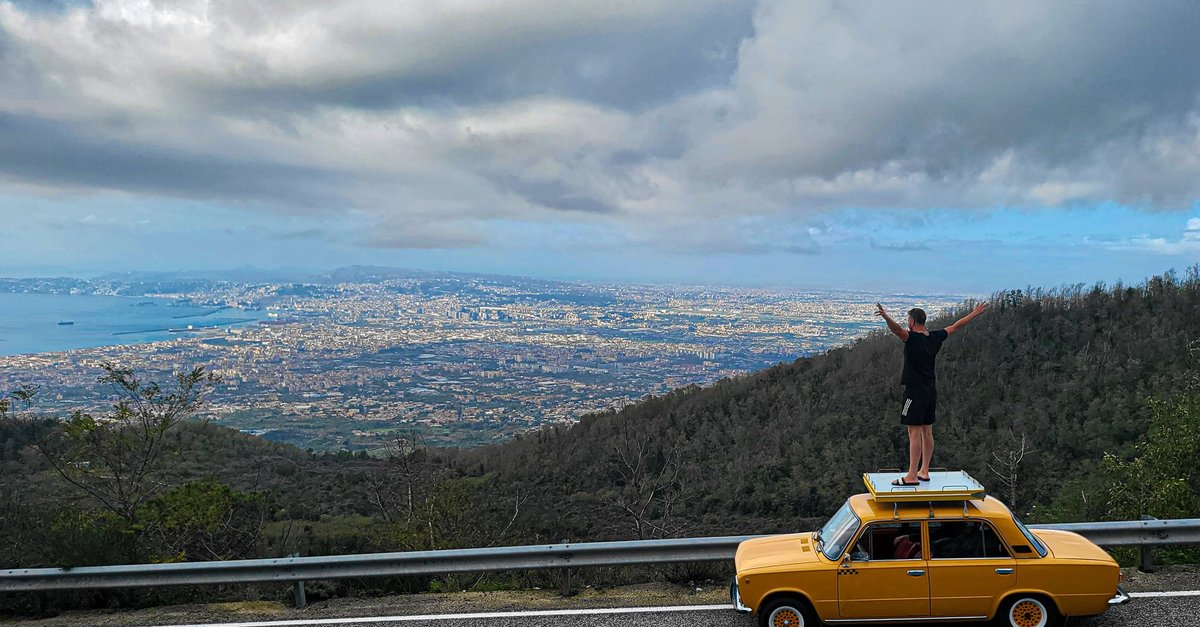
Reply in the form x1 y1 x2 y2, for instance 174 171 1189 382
449 270 1200 538
2 270 1198 596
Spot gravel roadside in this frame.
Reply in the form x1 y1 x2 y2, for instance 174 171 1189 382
1 582 727 627
5 565 1199 627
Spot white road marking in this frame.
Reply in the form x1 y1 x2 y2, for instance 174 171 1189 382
149 604 732 627
142 592 1200 627
1128 590 1200 598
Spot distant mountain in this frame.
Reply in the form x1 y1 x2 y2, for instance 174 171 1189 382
93 266 319 284
309 265 454 283
0 265 583 297
309 264 581 290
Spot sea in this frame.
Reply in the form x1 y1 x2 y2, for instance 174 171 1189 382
0 293 270 357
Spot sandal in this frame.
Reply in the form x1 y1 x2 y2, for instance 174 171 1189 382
892 477 920 486
918 475 931 482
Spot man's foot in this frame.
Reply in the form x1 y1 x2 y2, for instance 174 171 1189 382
892 477 920 486
918 474 931 481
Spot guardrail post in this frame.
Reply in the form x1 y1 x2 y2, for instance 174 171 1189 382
293 581 307 609
1139 515 1157 573
560 539 572 597
287 553 307 608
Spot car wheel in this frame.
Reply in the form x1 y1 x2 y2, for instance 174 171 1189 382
999 595 1059 627
758 596 817 627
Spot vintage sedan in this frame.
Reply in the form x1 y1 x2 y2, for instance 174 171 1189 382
732 471 1129 627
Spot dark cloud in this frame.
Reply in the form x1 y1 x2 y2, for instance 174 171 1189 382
0 113 344 209
216 2 753 114
277 228 337 241
871 239 929 252
491 174 617 214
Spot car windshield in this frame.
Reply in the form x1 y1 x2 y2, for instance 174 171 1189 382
1011 513 1048 557
819 500 861 560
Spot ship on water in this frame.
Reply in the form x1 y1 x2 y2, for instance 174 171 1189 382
57 320 75 326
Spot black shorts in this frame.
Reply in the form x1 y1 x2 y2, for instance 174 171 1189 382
900 384 937 425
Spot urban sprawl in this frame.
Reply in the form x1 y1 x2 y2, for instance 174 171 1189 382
0 272 962 451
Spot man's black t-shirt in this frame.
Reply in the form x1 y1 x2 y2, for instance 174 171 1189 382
901 329 948 386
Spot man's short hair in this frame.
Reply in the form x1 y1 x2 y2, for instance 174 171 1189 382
908 308 927 326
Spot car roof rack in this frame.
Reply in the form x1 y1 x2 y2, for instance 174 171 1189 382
862 470 987 504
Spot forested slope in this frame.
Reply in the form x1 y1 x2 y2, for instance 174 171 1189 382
453 270 1200 538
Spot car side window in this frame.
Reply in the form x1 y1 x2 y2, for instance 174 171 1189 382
852 521 923 561
929 520 1011 559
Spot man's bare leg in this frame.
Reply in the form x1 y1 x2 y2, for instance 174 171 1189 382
905 425 922 481
919 425 934 478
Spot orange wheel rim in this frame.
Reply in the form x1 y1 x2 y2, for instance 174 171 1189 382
773 608 801 627
1011 600 1044 627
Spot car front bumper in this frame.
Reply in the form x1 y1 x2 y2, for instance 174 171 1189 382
730 577 751 614
1109 587 1131 605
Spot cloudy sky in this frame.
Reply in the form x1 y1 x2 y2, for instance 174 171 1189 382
1 0 1198 292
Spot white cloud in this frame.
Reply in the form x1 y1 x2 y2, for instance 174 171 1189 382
1093 217 1200 256
1124 237 1200 256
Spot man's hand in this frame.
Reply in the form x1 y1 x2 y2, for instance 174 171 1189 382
947 301 988 335
877 303 908 340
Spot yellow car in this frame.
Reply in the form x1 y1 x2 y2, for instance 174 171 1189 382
732 471 1129 627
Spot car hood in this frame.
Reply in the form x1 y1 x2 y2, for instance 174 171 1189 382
1034 529 1116 563
736 532 824 572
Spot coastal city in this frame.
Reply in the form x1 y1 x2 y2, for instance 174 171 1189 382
0 269 963 450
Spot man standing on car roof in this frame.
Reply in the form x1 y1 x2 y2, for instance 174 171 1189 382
875 301 988 486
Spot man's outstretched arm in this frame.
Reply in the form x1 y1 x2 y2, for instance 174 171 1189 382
875 303 909 341
945 302 988 335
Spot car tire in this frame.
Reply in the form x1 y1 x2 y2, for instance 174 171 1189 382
997 594 1061 627
758 595 817 627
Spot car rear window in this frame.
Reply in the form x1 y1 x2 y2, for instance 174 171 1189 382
1011 514 1049 557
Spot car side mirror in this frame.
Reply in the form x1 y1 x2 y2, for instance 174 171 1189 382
842 554 852 566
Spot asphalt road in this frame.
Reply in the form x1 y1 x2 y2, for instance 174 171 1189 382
156 593 1200 627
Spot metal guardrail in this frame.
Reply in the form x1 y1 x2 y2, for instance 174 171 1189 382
1 518 1198 606
1034 518 1200 547
0 535 751 593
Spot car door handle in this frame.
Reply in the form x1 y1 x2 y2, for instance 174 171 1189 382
995 568 1014 575
907 570 926 577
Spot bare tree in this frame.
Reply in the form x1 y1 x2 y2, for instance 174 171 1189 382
366 431 432 523
489 486 530 547
608 418 695 540
987 430 1035 508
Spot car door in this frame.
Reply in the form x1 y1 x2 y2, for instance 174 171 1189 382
837 520 930 618
927 519 1017 618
